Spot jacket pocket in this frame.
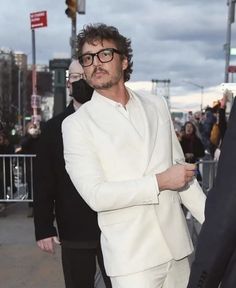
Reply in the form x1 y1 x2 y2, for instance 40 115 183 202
99 206 137 226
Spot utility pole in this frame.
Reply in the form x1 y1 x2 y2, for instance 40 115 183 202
65 0 86 59
30 11 47 125
71 16 77 59
17 69 21 127
225 0 236 83
31 28 37 96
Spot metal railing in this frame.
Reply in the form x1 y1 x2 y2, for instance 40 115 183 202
198 159 218 194
0 154 36 202
186 159 218 250
0 155 218 202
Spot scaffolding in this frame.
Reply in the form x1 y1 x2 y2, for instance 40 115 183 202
151 79 171 108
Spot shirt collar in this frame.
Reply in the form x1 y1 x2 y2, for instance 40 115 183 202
92 87 134 107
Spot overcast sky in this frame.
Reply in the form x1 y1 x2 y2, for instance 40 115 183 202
1 0 235 111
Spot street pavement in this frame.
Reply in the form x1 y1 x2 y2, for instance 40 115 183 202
0 202 106 288
0 202 65 288
0 202 202 288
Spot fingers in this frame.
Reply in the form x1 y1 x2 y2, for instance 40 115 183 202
37 238 55 254
53 236 61 245
176 159 198 168
176 163 195 186
185 172 195 183
157 162 198 191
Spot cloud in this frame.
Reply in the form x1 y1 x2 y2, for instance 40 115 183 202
0 0 233 111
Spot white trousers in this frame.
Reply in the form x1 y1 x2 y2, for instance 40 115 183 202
110 257 190 288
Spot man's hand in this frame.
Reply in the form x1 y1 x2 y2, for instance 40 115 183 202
156 163 196 192
37 236 61 254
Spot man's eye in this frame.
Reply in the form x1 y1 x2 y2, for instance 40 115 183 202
103 51 111 56
84 55 92 61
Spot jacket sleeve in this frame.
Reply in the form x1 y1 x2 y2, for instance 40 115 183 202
169 111 206 224
33 123 57 241
62 116 159 213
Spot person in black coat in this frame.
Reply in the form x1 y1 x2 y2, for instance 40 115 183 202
33 60 111 288
187 97 236 288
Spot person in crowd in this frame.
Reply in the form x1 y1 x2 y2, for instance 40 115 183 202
62 23 206 288
33 60 111 288
179 121 205 183
210 91 229 160
187 96 236 288
179 121 205 164
199 106 216 156
0 132 15 214
192 111 204 140
17 122 40 217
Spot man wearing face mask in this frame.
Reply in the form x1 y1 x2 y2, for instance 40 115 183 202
33 60 111 288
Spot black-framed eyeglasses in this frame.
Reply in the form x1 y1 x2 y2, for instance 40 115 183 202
78 48 122 67
68 73 84 82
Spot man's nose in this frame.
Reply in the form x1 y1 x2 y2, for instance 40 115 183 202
93 55 102 66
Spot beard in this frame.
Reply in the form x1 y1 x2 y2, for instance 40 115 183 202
88 67 123 90
92 80 114 89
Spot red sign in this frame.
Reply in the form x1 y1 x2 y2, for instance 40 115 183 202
30 11 47 29
228 65 236 73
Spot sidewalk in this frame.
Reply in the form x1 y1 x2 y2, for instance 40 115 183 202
0 203 200 288
0 202 64 288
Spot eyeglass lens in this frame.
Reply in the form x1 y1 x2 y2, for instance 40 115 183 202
69 73 83 81
80 48 120 67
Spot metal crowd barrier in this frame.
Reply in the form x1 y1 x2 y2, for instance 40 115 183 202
198 159 218 194
187 159 218 251
0 155 217 203
0 154 36 202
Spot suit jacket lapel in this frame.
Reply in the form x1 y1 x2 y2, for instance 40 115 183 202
131 90 159 171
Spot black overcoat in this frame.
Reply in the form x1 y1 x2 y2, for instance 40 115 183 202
34 101 100 243
188 98 236 288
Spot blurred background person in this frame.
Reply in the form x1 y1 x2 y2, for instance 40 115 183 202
210 91 229 161
199 106 216 157
179 121 205 166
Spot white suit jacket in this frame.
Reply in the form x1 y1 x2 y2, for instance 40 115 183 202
62 88 206 277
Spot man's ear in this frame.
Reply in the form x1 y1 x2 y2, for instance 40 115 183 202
122 57 128 71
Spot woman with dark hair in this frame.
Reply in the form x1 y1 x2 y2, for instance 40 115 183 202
180 121 205 165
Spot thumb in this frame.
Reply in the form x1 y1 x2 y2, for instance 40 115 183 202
52 236 61 245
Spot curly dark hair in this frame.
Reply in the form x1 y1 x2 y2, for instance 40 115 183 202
77 23 133 82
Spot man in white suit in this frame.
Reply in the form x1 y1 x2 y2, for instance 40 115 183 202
62 23 206 288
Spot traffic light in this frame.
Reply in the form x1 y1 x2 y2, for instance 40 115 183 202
65 0 77 19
